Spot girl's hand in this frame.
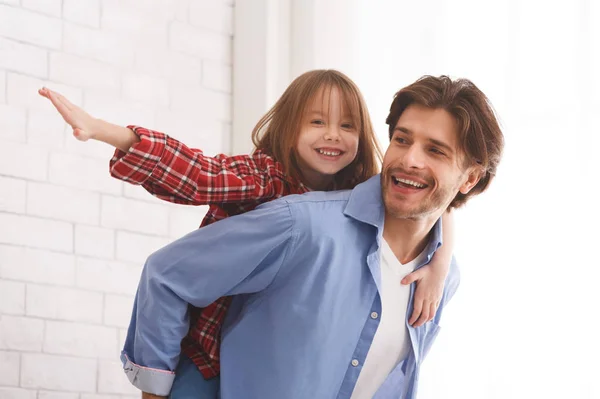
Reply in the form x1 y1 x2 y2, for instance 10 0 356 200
38 87 99 141
401 263 447 327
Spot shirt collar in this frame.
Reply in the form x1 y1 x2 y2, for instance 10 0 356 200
343 174 443 260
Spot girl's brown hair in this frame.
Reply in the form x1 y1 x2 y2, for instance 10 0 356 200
252 69 383 190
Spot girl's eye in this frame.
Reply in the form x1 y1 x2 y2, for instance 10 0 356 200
311 120 325 125
341 123 354 129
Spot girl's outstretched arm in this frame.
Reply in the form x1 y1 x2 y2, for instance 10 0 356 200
39 87 302 206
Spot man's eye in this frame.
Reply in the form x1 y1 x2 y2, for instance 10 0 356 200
430 147 444 155
395 137 407 144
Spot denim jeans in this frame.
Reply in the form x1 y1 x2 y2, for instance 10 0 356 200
169 354 220 399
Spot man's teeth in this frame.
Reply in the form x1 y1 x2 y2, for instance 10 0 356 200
318 149 341 156
392 176 426 188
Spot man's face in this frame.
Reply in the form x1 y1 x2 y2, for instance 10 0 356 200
381 104 480 220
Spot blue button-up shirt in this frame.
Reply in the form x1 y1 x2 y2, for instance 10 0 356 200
122 174 460 398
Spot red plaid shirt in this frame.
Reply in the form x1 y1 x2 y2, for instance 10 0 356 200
110 126 308 378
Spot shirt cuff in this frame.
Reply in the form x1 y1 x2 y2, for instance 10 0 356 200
109 126 168 185
121 352 175 396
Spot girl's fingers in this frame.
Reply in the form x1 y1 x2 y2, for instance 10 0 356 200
401 269 422 285
413 305 430 327
429 302 437 321
53 91 75 110
48 90 70 115
408 300 423 326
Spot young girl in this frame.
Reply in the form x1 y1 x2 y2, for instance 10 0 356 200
39 69 454 398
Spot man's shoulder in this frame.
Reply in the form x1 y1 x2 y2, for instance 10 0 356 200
253 190 351 216
281 189 352 205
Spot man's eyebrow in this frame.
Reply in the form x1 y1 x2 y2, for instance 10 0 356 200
428 138 453 154
393 126 455 154
393 126 411 135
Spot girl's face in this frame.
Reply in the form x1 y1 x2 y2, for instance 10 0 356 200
295 87 360 190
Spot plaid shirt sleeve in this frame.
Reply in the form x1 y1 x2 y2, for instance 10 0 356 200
109 126 297 205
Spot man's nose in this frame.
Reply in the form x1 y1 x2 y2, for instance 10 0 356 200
401 145 425 169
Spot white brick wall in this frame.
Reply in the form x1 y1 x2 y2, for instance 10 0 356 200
0 351 20 386
0 1 233 396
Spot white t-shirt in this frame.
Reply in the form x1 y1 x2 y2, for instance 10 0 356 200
350 239 427 399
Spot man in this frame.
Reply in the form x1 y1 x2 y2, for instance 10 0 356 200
122 75 504 398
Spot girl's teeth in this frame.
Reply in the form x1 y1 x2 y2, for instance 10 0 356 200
318 149 340 156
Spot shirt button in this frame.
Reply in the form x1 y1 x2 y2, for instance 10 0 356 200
371 312 379 319
351 359 359 367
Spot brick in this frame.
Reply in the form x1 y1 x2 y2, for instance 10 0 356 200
0 37 48 78
0 350 20 386
122 183 163 203
63 130 116 160
134 47 202 85
63 22 134 68
27 107 67 149
168 205 205 239
21 353 96 391
48 151 122 195
0 5 62 49
0 176 26 213
0 103 26 142
82 91 155 131
169 22 232 64
76 257 141 295
49 52 120 91
0 280 25 315
202 61 232 93
170 84 232 121
153 108 222 149
6 72 83 111
118 328 127 352
115 231 170 263
0 140 47 180
0 315 44 351
27 182 101 224
97 359 138 395
0 245 76 285
63 0 100 28
101 195 169 236
26 284 103 323
0 214 73 252
221 122 231 154
38 392 79 399
44 320 118 358
0 71 6 103
122 73 169 107
0 388 37 399
22 0 62 17
100 0 169 49
172 0 190 22
189 0 233 35
103 294 134 328
74 225 115 259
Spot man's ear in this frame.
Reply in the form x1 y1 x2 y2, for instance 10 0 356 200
459 167 483 195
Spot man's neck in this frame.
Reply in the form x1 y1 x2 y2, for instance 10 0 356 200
382 213 440 264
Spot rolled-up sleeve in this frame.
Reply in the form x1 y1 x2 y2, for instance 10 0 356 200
121 198 296 395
